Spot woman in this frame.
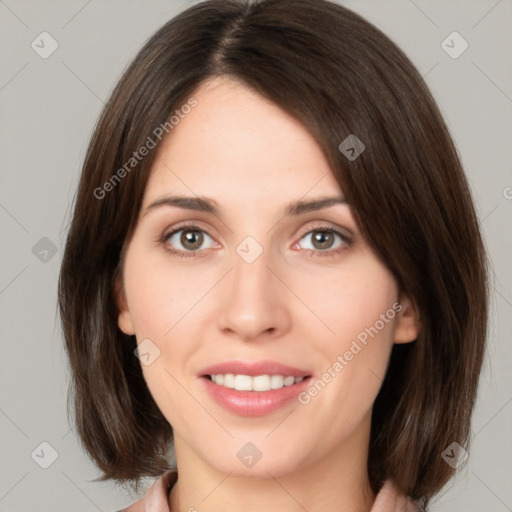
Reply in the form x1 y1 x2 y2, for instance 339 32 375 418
58 1 488 511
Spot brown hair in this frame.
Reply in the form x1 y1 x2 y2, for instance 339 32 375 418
58 0 488 508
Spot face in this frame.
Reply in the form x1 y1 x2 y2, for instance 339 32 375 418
116 77 419 478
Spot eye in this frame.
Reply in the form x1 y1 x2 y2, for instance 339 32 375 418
162 226 217 255
160 224 350 258
295 227 349 254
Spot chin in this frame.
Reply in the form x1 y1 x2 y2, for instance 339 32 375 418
202 443 307 479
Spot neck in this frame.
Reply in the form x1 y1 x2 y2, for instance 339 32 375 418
169 413 376 512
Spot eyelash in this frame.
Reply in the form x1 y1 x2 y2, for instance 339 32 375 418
158 224 352 258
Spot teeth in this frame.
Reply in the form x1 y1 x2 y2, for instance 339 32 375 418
252 375 270 391
209 374 305 391
235 374 253 391
270 375 283 389
284 376 295 386
224 374 235 388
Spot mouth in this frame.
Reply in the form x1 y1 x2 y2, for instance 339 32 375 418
199 361 313 416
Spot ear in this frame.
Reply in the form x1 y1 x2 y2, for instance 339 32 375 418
393 292 420 344
114 273 135 336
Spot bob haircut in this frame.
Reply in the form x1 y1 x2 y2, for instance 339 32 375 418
58 0 488 508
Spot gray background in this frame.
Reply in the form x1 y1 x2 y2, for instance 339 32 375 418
1 0 511 510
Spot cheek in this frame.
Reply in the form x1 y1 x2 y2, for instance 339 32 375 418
296 255 398 349
123 245 213 337
122 244 214 396
122 250 204 425
293 255 399 406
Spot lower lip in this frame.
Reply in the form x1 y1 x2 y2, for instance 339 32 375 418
202 376 311 416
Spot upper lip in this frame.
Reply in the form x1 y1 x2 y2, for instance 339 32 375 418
199 360 311 378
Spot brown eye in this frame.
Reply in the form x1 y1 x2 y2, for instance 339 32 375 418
164 227 215 253
180 230 204 250
297 228 348 253
311 231 335 250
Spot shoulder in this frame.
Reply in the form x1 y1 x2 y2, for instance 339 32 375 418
371 480 423 512
117 470 178 512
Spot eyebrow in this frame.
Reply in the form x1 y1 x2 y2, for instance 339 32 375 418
143 194 347 217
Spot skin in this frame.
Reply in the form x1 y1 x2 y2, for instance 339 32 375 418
116 76 420 512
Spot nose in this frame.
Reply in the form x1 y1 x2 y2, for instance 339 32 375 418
216 244 291 342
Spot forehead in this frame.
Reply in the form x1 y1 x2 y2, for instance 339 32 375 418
143 76 343 207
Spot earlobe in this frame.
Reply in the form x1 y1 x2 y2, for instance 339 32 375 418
114 274 135 336
394 293 420 344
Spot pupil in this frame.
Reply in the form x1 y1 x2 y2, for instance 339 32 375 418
313 231 333 250
181 230 203 250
